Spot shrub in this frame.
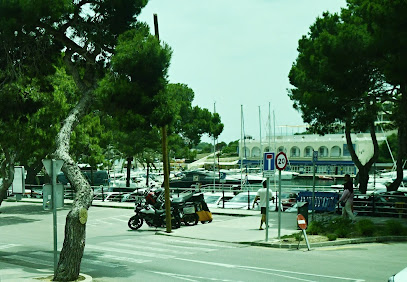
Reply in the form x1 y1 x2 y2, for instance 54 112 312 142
356 219 376 237
327 233 338 241
307 221 324 235
294 232 304 242
385 220 406 236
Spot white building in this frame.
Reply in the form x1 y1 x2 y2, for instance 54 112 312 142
239 132 390 176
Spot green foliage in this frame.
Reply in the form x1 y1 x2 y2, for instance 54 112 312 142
294 232 304 242
329 217 354 238
221 140 239 156
288 10 380 135
307 220 324 235
355 219 375 236
326 233 338 241
195 142 213 154
385 220 407 236
378 134 398 163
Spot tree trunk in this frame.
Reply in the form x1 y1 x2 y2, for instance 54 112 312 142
53 90 93 281
387 85 407 191
0 148 15 207
126 157 133 187
345 121 379 194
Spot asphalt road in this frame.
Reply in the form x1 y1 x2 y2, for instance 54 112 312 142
1 201 406 281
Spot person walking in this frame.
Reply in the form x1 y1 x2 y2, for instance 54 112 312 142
339 174 355 221
253 180 273 230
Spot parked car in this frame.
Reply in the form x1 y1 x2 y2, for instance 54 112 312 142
223 192 279 211
276 192 298 211
389 266 407 281
222 192 257 209
203 192 234 208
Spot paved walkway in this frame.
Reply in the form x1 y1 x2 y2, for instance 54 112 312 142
2 198 407 281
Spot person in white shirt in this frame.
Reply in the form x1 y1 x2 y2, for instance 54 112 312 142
253 181 273 230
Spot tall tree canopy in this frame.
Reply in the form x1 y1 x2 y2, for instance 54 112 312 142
346 0 407 190
288 10 383 193
0 1 171 279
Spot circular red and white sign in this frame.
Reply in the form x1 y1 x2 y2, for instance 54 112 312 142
297 214 307 230
275 152 288 171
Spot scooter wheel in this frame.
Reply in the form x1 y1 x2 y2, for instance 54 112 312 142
128 215 143 230
183 213 199 226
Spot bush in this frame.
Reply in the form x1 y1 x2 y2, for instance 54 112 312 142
327 217 354 238
327 233 338 241
385 220 407 236
307 221 324 235
356 219 376 237
294 232 304 242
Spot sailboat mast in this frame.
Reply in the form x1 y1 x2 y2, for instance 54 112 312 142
259 106 263 170
240 105 244 189
213 102 216 190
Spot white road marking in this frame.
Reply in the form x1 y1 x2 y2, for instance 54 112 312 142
100 254 151 264
0 244 21 250
173 258 365 281
109 242 194 255
85 244 175 259
147 271 242 282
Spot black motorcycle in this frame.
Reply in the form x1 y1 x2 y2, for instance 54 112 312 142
128 201 182 230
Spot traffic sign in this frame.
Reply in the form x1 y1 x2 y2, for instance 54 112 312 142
297 214 307 230
275 152 287 170
263 152 275 171
42 159 64 176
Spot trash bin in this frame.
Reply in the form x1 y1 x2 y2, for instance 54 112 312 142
297 201 309 226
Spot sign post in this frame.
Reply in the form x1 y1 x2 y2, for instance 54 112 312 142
312 150 318 221
297 214 311 251
42 159 64 275
263 152 275 242
275 152 287 240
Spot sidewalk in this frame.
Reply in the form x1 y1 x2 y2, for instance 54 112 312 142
2 198 407 281
9 197 407 248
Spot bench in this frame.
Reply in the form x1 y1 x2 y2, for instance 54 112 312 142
297 191 339 212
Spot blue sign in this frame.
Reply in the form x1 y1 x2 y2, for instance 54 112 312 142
263 152 275 171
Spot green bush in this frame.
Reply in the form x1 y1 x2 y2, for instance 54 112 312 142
327 233 338 241
385 220 407 236
294 232 304 242
307 221 324 235
356 219 376 237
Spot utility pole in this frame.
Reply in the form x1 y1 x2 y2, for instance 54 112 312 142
154 13 172 233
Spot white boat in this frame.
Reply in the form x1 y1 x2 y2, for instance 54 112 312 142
379 170 407 181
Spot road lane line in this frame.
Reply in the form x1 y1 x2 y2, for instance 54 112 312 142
86 244 175 259
0 244 21 250
147 270 243 282
108 242 194 255
173 258 365 281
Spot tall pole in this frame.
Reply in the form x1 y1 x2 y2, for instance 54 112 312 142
213 102 216 189
51 160 57 275
278 169 282 239
312 151 316 222
240 105 244 189
154 14 171 233
259 106 263 168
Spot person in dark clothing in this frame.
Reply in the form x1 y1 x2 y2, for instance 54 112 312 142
339 174 355 220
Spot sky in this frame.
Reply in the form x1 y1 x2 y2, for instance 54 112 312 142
138 0 347 143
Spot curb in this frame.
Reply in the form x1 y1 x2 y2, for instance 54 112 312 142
32 273 92 281
243 235 407 249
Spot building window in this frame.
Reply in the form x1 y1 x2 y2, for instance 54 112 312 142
331 146 341 157
290 146 300 157
251 147 261 158
319 146 329 157
304 146 313 157
278 146 286 153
